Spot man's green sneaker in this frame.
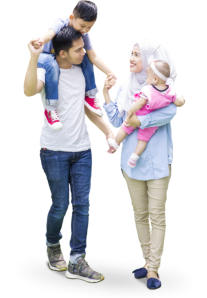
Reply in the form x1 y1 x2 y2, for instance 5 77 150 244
65 254 104 283
47 244 67 271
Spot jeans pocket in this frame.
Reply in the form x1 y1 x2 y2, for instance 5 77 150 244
40 150 61 181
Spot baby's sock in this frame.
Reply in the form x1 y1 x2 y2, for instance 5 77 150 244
128 153 140 168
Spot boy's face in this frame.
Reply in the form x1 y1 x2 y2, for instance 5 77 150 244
60 37 85 65
69 15 96 34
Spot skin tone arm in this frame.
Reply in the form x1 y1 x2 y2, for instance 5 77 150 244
87 49 116 82
24 42 44 96
31 29 56 49
85 107 114 138
126 96 147 121
103 78 141 129
114 96 146 146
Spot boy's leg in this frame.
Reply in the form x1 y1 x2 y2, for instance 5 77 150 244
38 53 62 130
81 55 102 116
40 149 70 271
65 149 104 282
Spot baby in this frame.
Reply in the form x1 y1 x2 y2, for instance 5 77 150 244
107 59 185 167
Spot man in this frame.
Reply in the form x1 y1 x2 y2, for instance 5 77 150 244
24 26 104 283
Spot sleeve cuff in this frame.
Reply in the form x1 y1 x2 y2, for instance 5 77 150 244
37 68 46 84
138 114 150 129
103 102 116 113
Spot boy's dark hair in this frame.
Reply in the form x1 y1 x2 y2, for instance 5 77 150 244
73 1 97 21
53 26 82 56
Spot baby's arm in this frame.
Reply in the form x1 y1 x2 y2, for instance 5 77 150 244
127 96 147 119
174 95 185 107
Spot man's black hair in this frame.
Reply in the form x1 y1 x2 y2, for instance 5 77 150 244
73 1 97 22
53 26 82 56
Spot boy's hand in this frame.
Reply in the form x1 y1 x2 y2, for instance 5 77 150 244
107 72 117 87
28 41 44 57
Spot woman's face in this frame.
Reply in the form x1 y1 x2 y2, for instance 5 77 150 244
130 46 143 73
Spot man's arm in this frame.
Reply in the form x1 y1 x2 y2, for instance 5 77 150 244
24 42 44 96
85 106 114 138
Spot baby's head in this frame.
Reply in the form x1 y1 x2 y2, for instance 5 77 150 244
70 1 97 34
147 60 170 85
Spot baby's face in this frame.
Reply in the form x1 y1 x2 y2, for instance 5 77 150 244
70 16 95 34
129 46 143 73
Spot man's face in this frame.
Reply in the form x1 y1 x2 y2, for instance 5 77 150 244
64 37 85 65
70 15 96 34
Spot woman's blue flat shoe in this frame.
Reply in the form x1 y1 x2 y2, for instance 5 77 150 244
147 277 161 289
132 267 148 279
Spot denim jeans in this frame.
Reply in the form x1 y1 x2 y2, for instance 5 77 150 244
40 148 92 255
37 53 97 103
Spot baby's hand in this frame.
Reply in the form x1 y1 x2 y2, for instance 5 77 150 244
177 95 185 106
174 95 186 107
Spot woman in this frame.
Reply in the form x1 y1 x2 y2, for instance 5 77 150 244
103 41 178 289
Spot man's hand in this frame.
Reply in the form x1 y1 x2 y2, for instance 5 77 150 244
124 114 141 128
28 40 44 57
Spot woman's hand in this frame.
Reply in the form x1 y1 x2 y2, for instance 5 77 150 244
124 114 141 128
103 77 112 104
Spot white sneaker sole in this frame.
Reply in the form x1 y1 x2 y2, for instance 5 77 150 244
65 270 104 283
48 261 67 272
47 122 63 130
84 102 103 117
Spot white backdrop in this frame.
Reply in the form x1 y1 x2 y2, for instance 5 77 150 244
1 0 207 297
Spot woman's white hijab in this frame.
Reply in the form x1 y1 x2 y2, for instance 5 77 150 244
117 41 176 112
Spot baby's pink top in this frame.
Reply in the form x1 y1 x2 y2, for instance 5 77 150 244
134 84 176 116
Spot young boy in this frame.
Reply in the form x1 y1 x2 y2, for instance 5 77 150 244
32 0 116 130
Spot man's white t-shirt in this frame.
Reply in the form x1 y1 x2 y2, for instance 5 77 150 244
38 65 91 152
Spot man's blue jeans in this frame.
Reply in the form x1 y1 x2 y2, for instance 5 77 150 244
40 148 92 255
37 53 97 103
